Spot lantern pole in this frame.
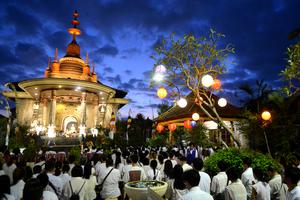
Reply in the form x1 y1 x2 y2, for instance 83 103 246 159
261 111 272 156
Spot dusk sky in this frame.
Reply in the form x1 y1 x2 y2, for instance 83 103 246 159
0 0 299 119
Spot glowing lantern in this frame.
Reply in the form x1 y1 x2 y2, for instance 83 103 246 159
201 74 214 87
157 87 167 99
218 98 227 107
155 64 167 74
261 111 271 121
156 124 164 133
177 97 187 108
153 73 164 82
191 121 197 127
192 113 200 121
184 120 192 129
168 123 177 132
212 79 221 90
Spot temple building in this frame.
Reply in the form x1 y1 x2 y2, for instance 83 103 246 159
2 11 128 138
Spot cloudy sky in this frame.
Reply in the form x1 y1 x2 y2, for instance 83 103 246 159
0 0 299 119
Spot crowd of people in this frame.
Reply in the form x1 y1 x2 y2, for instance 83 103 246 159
0 144 300 200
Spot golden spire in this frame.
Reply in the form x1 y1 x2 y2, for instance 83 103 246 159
54 48 58 62
68 10 81 40
47 57 51 69
92 62 95 74
86 52 89 65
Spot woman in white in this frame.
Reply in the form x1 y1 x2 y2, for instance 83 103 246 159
165 165 188 200
98 157 121 200
10 167 25 200
60 164 71 187
147 160 161 180
224 167 247 200
251 168 271 200
62 165 87 200
37 173 58 200
83 163 97 200
0 175 15 200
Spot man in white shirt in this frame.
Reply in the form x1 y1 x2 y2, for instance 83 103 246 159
45 159 63 198
192 158 211 193
285 167 300 200
241 157 255 199
96 155 107 183
177 155 193 172
211 160 228 196
224 167 247 200
182 169 213 200
123 154 146 183
267 166 288 200
3 152 17 184
10 167 26 200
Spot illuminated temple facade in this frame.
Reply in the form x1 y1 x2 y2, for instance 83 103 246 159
2 11 128 137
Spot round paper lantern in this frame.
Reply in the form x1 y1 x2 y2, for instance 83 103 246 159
212 79 221 90
168 123 177 132
218 98 227 107
184 120 192 129
191 121 197 127
157 87 167 99
155 64 167 74
156 124 164 133
192 113 200 121
177 97 187 108
201 74 214 87
261 111 271 121
153 73 164 82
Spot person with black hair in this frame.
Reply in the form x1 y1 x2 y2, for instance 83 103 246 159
83 163 97 200
142 157 151 176
60 164 71 187
177 155 193 172
162 160 173 181
62 165 87 200
0 175 15 200
3 152 16 184
211 160 228 196
165 164 188 200
147 159 161 180
33 165 42 178
169 151 177 167
123 154 146 182
242 157 256 199
267 166 288 200
10 167 25 200
22 178 44 200
96 154 107 183
98 157 121 199
37 173 58 200
24 166 33 182
284 167 300 200
192 158 211 193
68 155 76 175
45 159 63 198
224 167 247 200
251 167 271 200
181 169 213 200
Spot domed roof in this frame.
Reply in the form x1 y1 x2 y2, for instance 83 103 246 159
65 39 81 58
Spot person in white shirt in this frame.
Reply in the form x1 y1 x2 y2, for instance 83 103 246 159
251 167 271 200
141 157 152 176
68 155 76 175
123 154 147 182
98 157 121 199
169 151 178 167
83 163 97 200
37 173 59 200
62 165 87 200
96 155 107 183
267 166 288 200
177 155 193 172
147 159 161 180
0 175 15 200
60 164 71 188
165 165 188 200
3 152 17 185
161 160 173 181
285 167 300 200
211 160 228 197
182 169 214 200
224 167 247 200
10 167 25 200
191 158 211 193
45 159 63 198
241 157 256 199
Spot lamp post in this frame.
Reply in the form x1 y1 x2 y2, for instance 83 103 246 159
261 111 271 156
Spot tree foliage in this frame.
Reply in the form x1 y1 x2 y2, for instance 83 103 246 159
152 30 240 146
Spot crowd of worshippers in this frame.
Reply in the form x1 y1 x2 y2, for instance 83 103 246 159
0 144 300 200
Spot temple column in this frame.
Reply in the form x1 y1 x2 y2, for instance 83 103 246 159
79 92 87 136
47 90 56 137
42 98 48 126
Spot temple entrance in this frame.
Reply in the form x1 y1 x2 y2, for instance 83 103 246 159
63 116 78 137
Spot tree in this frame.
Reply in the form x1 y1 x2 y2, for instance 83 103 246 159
157 101 173 115
151 30 240 147
281 29 300 96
